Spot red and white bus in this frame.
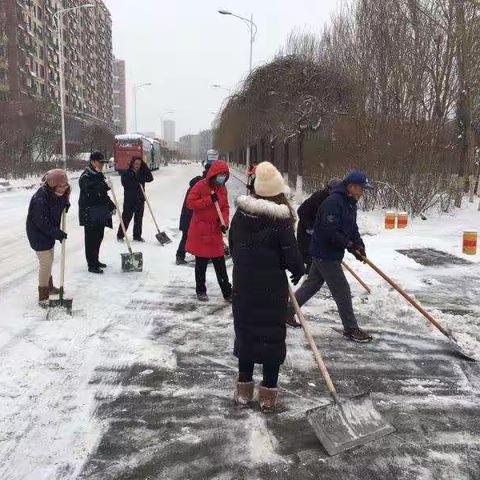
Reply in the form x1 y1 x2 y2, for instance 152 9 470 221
113 134 163 172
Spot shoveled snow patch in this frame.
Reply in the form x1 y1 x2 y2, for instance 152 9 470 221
246 413 283 465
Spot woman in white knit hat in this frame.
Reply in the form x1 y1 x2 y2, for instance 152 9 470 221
229 161 304 412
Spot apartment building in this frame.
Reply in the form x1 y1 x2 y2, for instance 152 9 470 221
113 58 126 133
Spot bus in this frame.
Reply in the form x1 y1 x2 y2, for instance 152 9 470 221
113 134 162 172
207 149 218 164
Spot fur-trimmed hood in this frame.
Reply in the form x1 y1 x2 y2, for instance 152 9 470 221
235 195 295 221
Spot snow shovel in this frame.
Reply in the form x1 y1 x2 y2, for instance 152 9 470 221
49 209 73 315
212 192 230 257
139 184 171 245
110 184 143 273
288 286 394 455
361 255 477 361
342 261 371 294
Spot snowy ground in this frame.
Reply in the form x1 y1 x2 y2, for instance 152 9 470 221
0 163 479 479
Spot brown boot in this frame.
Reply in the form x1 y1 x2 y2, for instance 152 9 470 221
259 385 278 413
38 286 50 308
49 276 60 295
234 379 254 406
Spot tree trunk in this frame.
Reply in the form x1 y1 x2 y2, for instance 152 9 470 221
296 131 305 202
283 140 290 185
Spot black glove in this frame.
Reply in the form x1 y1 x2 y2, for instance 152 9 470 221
211 192 218 203
290 272 303 285
57 230 68 242
221 225 228 234
347 242 366 262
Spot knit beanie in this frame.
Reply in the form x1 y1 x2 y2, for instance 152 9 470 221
253 161 287 197
44 169 68 188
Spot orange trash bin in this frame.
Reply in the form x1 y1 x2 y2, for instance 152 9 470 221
463 232 477 255
385 211 396 229
397 212 408 229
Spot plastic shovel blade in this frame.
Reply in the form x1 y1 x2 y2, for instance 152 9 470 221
156 231 172 245
121 252 143 272
48 298 73 315
306 392 394 456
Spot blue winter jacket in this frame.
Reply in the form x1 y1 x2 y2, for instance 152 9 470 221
26 185 70 252
309 183 364 261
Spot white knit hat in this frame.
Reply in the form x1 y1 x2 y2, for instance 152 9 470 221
253 161 287 197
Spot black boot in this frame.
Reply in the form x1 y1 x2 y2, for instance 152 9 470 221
88 266 104 274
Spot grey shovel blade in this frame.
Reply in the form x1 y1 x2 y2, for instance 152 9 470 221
156 231 172 245
447 332 478 362
121 252 143 272
48 298 73 315
306 392 394 456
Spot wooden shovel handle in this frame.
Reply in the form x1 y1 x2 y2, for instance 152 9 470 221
342 261 371 294
362 256 449 337
110 183 133 254
211 191 226 227
288 286 337 395
140 184 162 234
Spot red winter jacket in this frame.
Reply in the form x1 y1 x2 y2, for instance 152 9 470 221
186 161 230 258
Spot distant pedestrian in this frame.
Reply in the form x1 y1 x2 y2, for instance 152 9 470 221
117 157 153 243
297 178 341 272
26 169 70 306
79 151 116 274
246 160 258 194
176 174 203 265
288 170 373 342
186 160 232 302
229 161 304 412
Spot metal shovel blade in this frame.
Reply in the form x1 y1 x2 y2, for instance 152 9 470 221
121 252 143 272
306 392 395 456
48 298 73 315
447 332 478 362
156 231 172 245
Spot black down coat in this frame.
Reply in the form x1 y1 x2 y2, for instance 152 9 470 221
296 187 330 261
78 164 116 228
229 195 305 364
26 185 70 251
121 160 154 208
179 175 203 232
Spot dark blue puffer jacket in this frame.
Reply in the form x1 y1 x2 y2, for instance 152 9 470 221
309 183 364 261
26 185 70 251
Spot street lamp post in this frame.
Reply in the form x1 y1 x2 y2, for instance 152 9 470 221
133 83 152 132
54 3 95 169
212 84 231 93
218 10 257 73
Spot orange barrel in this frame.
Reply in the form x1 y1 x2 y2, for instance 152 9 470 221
385 211 396 229
397 212 408 229
463 231 477 255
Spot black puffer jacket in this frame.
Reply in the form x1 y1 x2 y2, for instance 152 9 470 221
121 160 154 207
179 175 203 232
229 195 305 364
78 164 116 228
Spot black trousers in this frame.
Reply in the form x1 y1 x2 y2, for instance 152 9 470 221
238 359 281 389
195 256 232 298
118 200 145 240
176 231 188 259
84 225 105 268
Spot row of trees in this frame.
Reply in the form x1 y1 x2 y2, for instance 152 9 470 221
214 0 480 215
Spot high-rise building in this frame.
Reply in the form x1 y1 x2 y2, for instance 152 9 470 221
163 119 175 149
112 58 126 133
0 0 113 124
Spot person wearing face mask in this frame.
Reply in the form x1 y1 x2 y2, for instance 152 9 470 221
186 160 232 302
116 156 153 243
26 169 70 307
287 170 374 343
79 151 116 274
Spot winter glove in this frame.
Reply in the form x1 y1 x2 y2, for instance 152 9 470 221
221 225 228 234
210 192 219 204
347 242 366 262
290 272 303 286
306 228 314 235
57 230 68 242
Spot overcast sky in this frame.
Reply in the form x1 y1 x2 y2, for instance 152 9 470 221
103 0 341 140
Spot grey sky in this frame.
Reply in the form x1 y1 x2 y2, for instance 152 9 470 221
103 0 341 139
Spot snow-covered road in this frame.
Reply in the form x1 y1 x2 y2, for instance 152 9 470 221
1 163 479 479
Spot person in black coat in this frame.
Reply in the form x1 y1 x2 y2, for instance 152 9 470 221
116 156 153 242
26 169 70 305
176 174 203 264
297 178 341 272
229 161 304 412
79 151 116 274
